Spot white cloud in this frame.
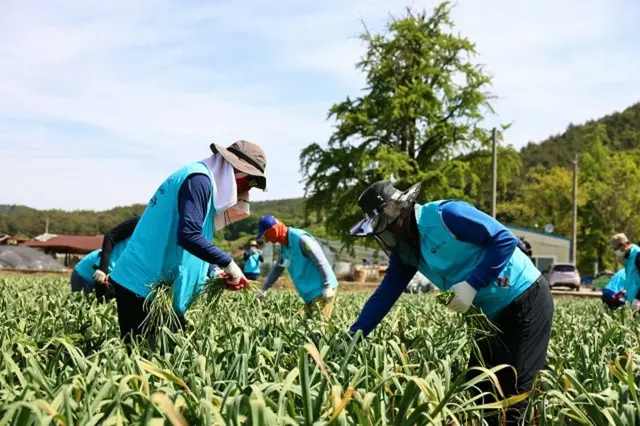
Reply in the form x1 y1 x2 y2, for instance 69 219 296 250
0 0 638 210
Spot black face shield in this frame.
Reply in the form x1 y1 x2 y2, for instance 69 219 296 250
349 181 421 256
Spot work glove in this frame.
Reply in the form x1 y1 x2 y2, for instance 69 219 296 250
613 290 626 301
92 270 108 285
323 287 335 300
446 281 477 314
222 261 249 291
255 290 266 301
631 299 640 313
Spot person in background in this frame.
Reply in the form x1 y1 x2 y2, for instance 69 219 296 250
71 216 140 301
109 140 268 343
243 240 263 281
611 233 640 311
254 215 338 318
348 181 553 425
601 268 627 310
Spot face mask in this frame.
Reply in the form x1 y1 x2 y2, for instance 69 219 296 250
374 230 397 256
265 221 288 246
615 249 626 258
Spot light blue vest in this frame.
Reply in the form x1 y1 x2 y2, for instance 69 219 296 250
603 269 626 300
110 161 215 315
624 245 640 301
74 250 101 287
416 201 541 319
244 251 261 274
281 228 338 303
74 238 130 286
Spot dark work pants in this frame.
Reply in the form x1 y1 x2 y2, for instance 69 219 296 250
467 276 554 425
244 272 260 281
113 282 185 346
601 294 625 310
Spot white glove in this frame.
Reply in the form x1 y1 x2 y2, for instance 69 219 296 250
446 281 477 314
92 270 108 284
223 260 245 285
631 299 640 312
255 290 266 301
323 287 335 300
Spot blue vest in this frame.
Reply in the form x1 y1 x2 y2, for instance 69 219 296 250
74 250 101 287
110 161 216 315
244 251 261 274
603 269 626 300
74 238 130 286
624 245 640 301
281 228 338 303
416 201 541 319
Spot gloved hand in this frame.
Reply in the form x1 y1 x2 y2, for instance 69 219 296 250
323 287 335 300
92 270 108 285
631 299 640 313
255 290 266 301
222 261 249 291
614 290 626 301
446 281 477 314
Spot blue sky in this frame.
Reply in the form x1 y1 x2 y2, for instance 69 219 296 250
1 0 639 210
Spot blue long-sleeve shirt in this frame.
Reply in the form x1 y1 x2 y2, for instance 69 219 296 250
177 174 232 268
350 201 518 336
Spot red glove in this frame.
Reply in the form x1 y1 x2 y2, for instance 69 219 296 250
220 273 249 291
614 290 626 301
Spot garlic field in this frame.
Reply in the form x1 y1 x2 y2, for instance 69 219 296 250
1 276 639 425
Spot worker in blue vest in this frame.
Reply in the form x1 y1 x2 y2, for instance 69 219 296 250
348 181 554 425
109 140 267 343
71 216 140 301
601 269 627 310
255 215 338 318
243 240 263 280
71 250 104 294
611 233 640 311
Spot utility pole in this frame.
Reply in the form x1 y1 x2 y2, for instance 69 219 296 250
490 127 497 218
571 153 578 263
45 218 50 234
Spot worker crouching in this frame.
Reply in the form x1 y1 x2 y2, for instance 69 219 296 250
255 216 338 318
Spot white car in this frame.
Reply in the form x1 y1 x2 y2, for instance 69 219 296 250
405 272 433 294
548 263 581 291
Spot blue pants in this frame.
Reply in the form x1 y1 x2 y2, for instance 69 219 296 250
244 272 260 281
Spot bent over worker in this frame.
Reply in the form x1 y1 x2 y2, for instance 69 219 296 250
71 216 140 301
611 233 640 311
109 140 267 343
255 215 338 318
348 181 554 426
602 269 627 310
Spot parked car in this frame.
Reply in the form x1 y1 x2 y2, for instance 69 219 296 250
405 272 433 294
548 263 581 291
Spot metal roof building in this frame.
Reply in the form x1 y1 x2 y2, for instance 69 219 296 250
507 225 571 273
21 235 103 255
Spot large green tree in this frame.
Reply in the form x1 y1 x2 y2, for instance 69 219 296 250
300 2 495 243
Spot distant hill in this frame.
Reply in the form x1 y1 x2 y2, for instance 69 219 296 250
0 198 315 240
519 102 640 170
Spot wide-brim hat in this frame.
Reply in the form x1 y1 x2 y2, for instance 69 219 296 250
349 181 421 237
211 140 267 190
